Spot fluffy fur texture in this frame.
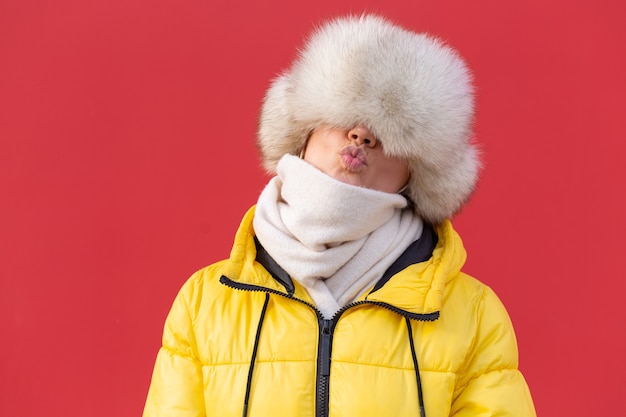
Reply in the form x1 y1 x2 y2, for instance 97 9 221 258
257 15 480 223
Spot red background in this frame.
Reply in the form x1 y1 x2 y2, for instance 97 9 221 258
1 0 624 415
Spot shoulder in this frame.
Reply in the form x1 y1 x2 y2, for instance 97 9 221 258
174 260 230 312
444 272 487 307
458 273 512 316
441 272 518 355
445 272 521 372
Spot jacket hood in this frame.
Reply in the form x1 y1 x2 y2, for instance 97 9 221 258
257 14 480 223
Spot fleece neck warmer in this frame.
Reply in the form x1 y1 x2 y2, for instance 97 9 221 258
253 154 423 318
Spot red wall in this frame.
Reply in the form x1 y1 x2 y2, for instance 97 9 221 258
1 1 624 415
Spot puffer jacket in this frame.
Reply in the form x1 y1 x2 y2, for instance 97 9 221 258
143 207 536 417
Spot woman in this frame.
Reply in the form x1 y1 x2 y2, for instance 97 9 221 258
143 15 536 417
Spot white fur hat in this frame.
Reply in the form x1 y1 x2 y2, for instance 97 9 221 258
258 15 480 223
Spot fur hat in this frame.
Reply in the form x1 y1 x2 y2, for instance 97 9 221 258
257 14 480 223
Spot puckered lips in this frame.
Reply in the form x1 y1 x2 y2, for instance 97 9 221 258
340 145 368 171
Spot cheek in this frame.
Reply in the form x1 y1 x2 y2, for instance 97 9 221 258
382 160 410 190
303 141 339 175
305 147 331 167
400 165 411 184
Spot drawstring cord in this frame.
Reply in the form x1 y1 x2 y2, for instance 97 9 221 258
242 293 270 417
238 292 427 416
405 317 426 417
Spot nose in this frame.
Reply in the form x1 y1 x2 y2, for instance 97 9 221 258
348 126 377 148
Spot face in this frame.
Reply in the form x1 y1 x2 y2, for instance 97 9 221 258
302 125 410 193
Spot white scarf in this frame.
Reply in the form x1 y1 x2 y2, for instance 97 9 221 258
253 154 423 318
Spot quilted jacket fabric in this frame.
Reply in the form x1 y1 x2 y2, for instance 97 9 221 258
143 207 536 417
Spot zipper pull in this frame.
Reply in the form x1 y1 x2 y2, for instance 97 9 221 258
320 319 332 376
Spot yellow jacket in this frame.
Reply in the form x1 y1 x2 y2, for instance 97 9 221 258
144 207 535 417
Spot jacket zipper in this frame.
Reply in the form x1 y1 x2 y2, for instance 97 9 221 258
317 319 333 417
313 302 438 417
219 276 439 417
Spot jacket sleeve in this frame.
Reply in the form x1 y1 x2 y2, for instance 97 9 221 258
143 278 206 417
450 286 536 417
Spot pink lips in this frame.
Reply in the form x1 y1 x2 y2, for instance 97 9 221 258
340 146 368 171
